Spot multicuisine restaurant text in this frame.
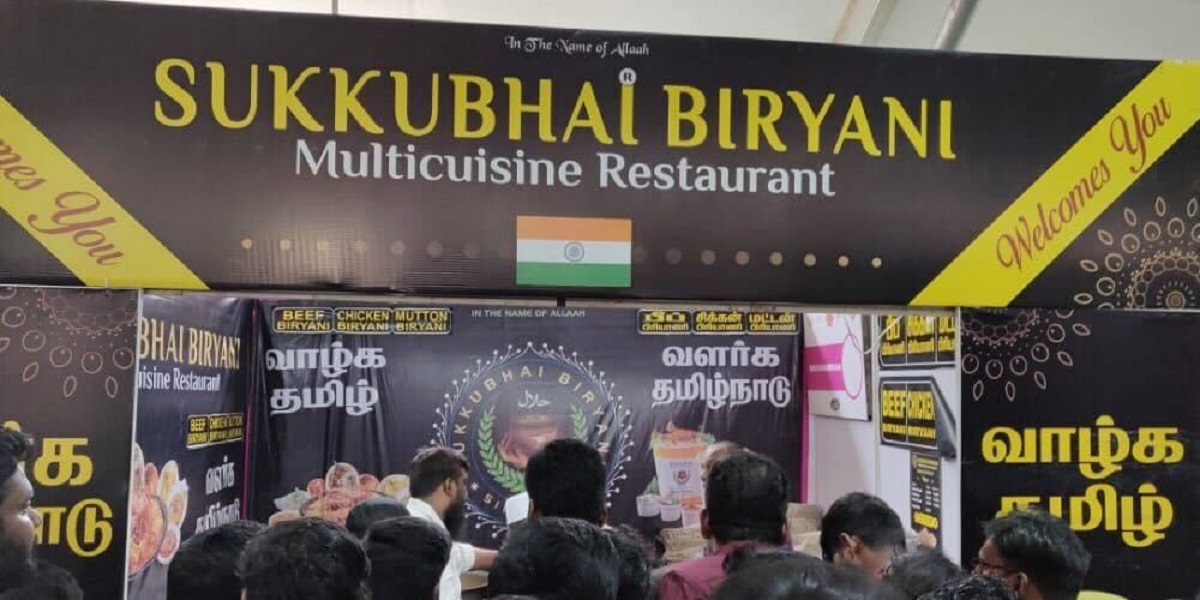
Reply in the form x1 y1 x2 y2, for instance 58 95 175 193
155 61 957 196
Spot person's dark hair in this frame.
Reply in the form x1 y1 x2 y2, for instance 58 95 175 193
410 447 469 499
882 549 964 600
819 493 905 562
917 575 1018 600
364 516 451 600
526 439 607 524
982 510 1090 600
237 518 369 600
346 497 410 538
604 526 651 600
702 442 744 480
0 429 31 502
720 549 878 600
704 453 788 546
0 561 83 600
168 520 266 600
723 546 826 577
712 559 844 600
489 517 621 600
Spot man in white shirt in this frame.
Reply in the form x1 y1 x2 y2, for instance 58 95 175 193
408 447 497 600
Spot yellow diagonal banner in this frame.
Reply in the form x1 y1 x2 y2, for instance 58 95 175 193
912 61 1200 307
0 96 206 289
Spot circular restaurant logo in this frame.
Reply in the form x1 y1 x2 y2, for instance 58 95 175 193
432 342 633 539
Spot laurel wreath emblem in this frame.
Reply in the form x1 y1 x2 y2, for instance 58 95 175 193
479 408 526 494
478 404 594 495
434 342 635 539
570 404 589 440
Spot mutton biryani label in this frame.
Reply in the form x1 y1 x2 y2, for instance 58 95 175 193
394 308 452 334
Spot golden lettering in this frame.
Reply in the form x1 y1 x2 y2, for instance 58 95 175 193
206 62 258 129
154 59 197 127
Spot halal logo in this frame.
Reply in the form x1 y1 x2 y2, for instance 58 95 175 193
432 342 634 539
564 242 586 263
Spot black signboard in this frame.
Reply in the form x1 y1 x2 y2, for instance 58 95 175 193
879 378 939 452
961 309 1200 599
910 453 942 549
0 287 138 599
2 1 1200 310
878 315 956 368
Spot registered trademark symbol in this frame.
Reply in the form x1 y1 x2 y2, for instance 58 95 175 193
618 68 637 86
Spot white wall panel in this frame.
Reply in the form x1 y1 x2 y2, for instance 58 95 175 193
103 0 332 14
337 0 850 42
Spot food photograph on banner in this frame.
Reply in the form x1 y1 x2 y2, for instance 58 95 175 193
0 287 139 600
250 303 803 556
126 295 252 600
961 309 1200 600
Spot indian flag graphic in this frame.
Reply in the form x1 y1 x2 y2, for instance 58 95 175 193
516 216 632 288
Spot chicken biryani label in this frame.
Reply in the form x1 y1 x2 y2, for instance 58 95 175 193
186 412 245 449
334 307 393 334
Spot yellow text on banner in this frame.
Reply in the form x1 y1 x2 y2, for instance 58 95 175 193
0 96 206 289
912 61 1200 307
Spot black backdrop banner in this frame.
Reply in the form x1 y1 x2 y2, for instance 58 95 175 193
961 309 1200 599
249 302 801 547
0 287 139 599
127 295 252 600
2 1 1199 309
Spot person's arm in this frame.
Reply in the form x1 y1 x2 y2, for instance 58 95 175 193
472 548 498 571
449 542 478 576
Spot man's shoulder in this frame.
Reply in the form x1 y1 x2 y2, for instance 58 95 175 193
407 498 442 523
660 554 725 591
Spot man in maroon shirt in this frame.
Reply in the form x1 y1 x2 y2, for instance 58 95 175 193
656 453 789 600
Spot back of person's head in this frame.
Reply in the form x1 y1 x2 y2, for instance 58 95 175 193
238 518 369 600
490 517 620 600
0 562 83 600
819 493 905 564
718 546 877 600
410 447 469 499
882 549 965 600
704 453 788 546
982 510 1090 600
604 526 650 600
701 442 743 482
0 428 31 501
918 576 1018 600
723 546 826 577
346 497 409 538
168 520 266 600
526 439 607 524
712 560 844 600
364 516 451 600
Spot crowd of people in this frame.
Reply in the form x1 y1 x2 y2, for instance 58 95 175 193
0 428 1096 600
